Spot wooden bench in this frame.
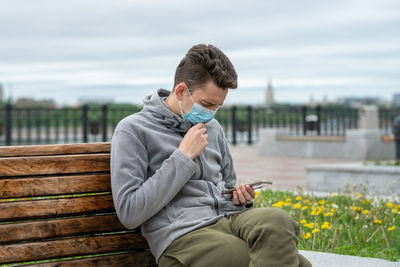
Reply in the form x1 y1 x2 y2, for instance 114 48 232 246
0 142 157 266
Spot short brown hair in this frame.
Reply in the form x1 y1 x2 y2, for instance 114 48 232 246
174 44 238 92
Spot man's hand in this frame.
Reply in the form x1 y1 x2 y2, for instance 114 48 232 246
233 184 256 206
179 123 208 160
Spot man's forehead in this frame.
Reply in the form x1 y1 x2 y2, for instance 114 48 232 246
194 88 226 105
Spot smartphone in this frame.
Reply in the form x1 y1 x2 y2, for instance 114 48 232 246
221 180 273 195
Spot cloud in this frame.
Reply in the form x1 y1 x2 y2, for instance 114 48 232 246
0 0 399 105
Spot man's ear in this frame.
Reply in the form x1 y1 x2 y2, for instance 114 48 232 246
174 83 187 101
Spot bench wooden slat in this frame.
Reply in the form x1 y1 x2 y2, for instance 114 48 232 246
0 195 115 222
0 233 149 264
0 142 157 266
33 252 156 267
0 154 110 177
0 174 110 198
0 214 128 243
0 143 110 158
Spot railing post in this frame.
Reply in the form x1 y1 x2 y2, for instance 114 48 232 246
5 104 12 146
316 105 321 136
102 104 108 142
302 106 307 136
247 105 252 145
232 105 237 145
82 105 88 143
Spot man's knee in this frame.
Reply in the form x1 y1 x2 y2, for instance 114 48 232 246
249 207 299 235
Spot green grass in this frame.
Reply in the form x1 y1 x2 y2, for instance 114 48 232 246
254 189 400 261
363 160 400 166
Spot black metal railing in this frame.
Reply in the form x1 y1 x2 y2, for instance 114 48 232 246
379 107 400 136
0 104 394 146
214 105 359 144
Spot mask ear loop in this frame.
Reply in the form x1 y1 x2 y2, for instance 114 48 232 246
179 84 194 117
185 85 195 105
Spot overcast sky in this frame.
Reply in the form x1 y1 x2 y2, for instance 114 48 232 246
0 0 399 106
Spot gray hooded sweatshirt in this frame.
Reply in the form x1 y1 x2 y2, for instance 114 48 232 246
110 89 247 262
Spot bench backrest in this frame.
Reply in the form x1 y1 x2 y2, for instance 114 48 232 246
0 142 156 266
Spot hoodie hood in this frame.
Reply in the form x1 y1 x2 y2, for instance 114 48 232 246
142 88 193 133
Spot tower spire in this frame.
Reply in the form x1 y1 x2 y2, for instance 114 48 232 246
265 78 274 107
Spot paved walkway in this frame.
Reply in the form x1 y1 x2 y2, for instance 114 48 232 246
229 144 356 190
229 144 400 266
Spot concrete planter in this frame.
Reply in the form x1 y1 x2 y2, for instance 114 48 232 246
259 128 395 160
306 162 400 195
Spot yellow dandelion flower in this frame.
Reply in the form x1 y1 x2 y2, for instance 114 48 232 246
362 210 370 215
392 209 398 214
296 196 302 201
255 191 260 199
304 233 311 239
293 203 301 209
396 205 400 209
331 193 337 197
285 198 292 202
388 226 396 231
351 206 361 212
354 192 363 198
312 228 320 234
321 224 331 230
374 219 382 224
272 201 285 208
310 211 318 216
304 223 315 229
386 202 393 209
300 219 307 224
318 200 325 205
301 206 308 210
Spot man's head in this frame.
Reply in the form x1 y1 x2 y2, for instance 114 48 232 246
173 44 238 92
166 44 237 123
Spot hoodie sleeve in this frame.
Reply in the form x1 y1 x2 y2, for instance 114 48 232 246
110 128 198 229
215 125 238 199
216 127 253 207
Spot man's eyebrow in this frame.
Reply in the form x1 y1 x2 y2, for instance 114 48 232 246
201 100 224 106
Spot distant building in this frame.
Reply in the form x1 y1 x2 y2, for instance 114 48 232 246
322 94 329 106
336 96 382 107
308 95 316 107
78 97 114 105
392 93 400 106
265 79 274 107
15 98 56 108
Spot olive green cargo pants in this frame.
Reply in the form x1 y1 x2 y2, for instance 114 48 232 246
159 207 312 267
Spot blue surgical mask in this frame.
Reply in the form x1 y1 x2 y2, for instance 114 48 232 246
179 87 217 125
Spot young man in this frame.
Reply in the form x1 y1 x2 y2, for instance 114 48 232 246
111 44 312 267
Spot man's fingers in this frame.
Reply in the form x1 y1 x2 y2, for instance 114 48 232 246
236 187 247 204
233 191 240 205
246 185 256 199
233 185 256 206
239 185 252 202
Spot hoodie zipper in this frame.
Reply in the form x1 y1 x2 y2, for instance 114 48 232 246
197 156 220 215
